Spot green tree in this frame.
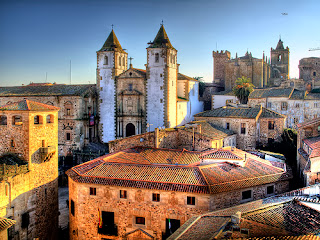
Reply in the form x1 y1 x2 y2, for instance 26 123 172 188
194 77 205 97
232 76 255 104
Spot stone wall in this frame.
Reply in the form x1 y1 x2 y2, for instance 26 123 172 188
258 118 284 145
0 109 59 239
0 93 97 157
68 178 290 240
108 127 226 153
194 117 257 150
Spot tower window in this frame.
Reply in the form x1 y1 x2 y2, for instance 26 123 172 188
66 132 71 141
278 54 282 62
104 55 108 65
155 53 159 63
119 56 121 66
129 84 133 91
122 57 125 67
314 72 317 77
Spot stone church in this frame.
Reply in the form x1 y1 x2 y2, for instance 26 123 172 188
97 25 203 143
213 39 290 91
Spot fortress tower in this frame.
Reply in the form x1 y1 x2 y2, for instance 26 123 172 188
270 38 290 84
97 30 128 142
212 50 231 88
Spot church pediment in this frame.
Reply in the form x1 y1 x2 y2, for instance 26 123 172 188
117 68 146 79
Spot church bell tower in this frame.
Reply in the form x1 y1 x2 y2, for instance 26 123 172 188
146 25 178 131
97 29 128 142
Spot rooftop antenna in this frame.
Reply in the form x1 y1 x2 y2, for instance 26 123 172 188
70 60 72 85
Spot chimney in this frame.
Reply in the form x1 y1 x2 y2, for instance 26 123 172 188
155 128 159 148
231 211 241 224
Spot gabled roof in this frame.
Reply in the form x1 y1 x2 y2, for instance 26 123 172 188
117 68 146 79
178 73 197 81
296 117 320 129
99 29 126 53
0 99 60 111
124 228 154 239
0 84 95 97
194 106 284 119
67 147 291 194
148 25 175 49
186 121 235 139
249 87 294 98
0 217 16 231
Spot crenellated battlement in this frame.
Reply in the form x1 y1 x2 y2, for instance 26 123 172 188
212 50 231 59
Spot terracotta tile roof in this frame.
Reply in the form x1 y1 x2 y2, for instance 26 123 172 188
201 149 241 160
99 29 126 53
234 236 320 240
178 73 197 81
195 106 284 119
186 121 235 139
170 185 320 239
67 147 291 194
132 68 146 76
0 84 95 97
297 118 320 129
249 87 294 99
0 99 60 111
303 136 320 158
0 217 15 231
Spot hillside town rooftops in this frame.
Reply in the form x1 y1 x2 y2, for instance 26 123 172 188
194 106 285 119
0 99 60 111
0 84 95 97
185 121 235 139
67 146 291 194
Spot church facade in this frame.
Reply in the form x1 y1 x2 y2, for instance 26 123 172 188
97 26 203 143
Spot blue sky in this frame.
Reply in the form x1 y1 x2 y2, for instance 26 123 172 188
0 0 319 86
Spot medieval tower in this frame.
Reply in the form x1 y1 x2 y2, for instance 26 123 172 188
146 25 178 131
97 30 128 142
270 38 290 84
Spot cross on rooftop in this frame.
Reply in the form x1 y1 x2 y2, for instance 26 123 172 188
161 20 164 26
111 24 114 29
129 57 134 65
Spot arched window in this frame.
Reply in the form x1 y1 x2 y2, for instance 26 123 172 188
122 57 125 67
104 55 108 65
0 115 7 125
46 114 54 123
12 115 22 126
34 115 43 125
46 101 54 106
278 54 282 62
11 139 15 147
119 56 122 66
5 183 9 197
155 53 159 63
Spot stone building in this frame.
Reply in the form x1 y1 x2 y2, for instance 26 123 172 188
296 118 320 186
169 184 320 239
66 146 291 240
0 83 98 158
108 120 237 153
0 99 59 239
211 90 238 109
194 105 286 150
212 39 290 91
248 87 320 128
299 57 320 87
97 25 203 143
213 50 270 91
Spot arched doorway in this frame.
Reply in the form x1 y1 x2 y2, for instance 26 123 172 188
126 123 135 137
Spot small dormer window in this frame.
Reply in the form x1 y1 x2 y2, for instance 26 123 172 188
104 55 108 65
155 53 159 63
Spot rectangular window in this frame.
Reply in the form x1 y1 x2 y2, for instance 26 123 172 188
226 122 230 130
66 109 71 115
160 99 163 103
187 196 195 205
315 103 318 108
66 133 71 141
155 53 159 63
128 84 133 91
296 103 300 108
90 187 96 196
120 190 127 199
305 102 309 108
240 123 246 134
135 217 145 225
71 200 75 216
241 190 252 201
267 102 272 108
152 193 160 202
281 102 287 111
268 121 275 130
267 185 274 195
21 212 30 228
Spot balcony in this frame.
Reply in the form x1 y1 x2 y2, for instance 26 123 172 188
40 146 56 162
97 224 118 236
